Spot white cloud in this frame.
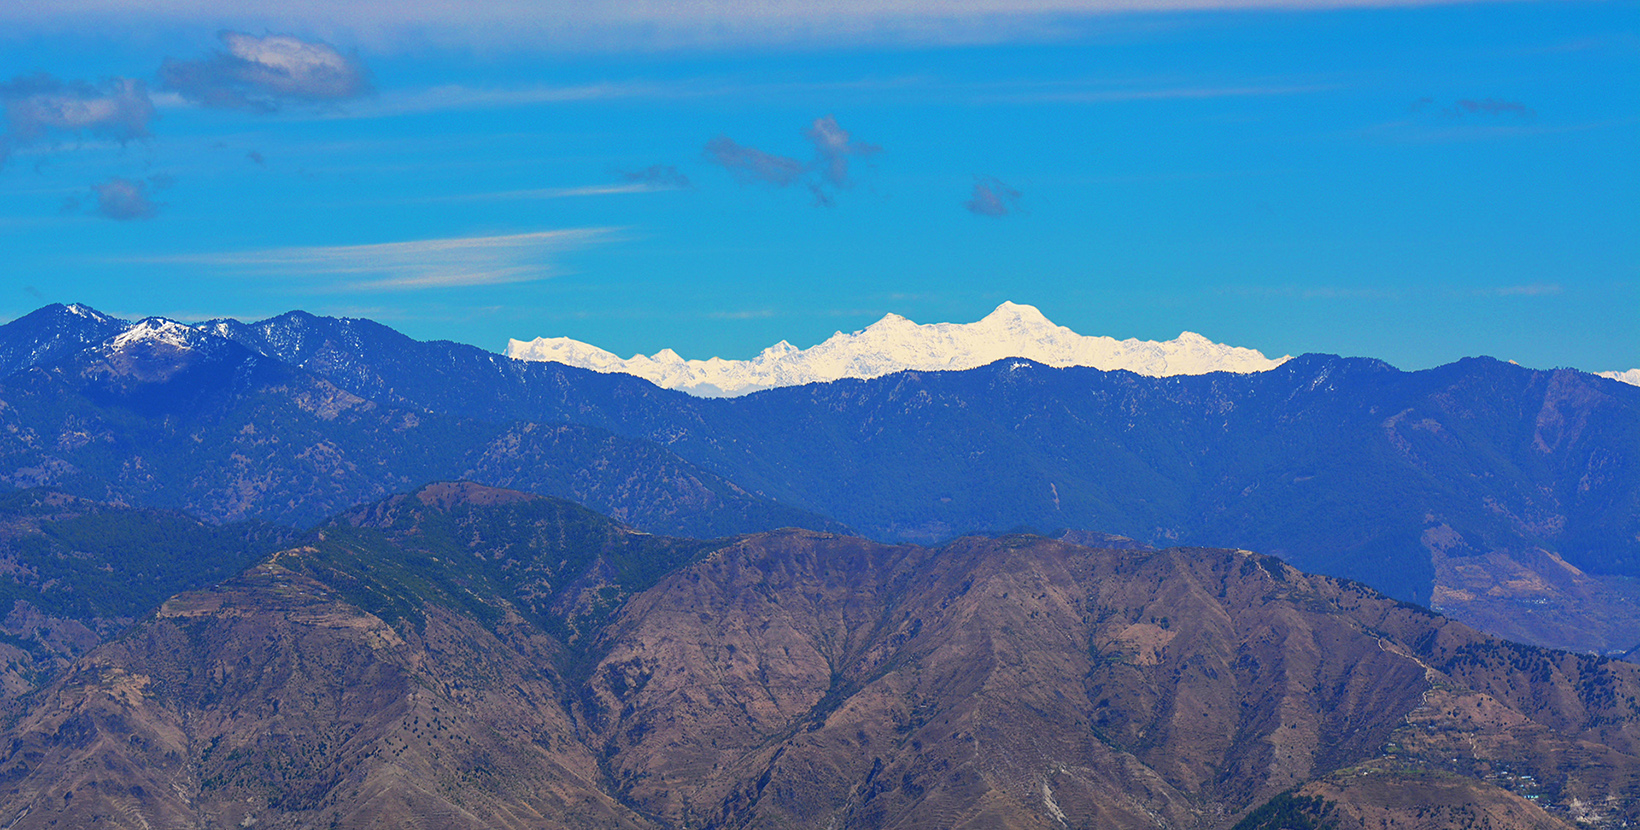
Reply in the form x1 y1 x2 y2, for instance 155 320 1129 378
426 183 672 202
0 74 154 166
260 76 1328 122
987 83 1337 104
806 114 879 187
335 82 659 119
160 31 371 111
90 176 164 220
2 0 1529 51
137 227 619 291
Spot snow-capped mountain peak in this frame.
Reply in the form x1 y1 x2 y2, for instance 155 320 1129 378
507 302 1293 397
109 318 205 352
1598 369 1640 388
63 302 118 323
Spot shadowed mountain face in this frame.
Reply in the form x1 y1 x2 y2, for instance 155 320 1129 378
0 311 842 539
193 310 1640 656
0 486 1632 830
1 304 1637 656
0 304 126 380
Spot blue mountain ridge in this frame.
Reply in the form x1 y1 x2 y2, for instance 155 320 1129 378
2 303 1636 656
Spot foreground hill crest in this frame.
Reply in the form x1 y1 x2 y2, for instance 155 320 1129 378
0 483 1633 830
506 301 1292 396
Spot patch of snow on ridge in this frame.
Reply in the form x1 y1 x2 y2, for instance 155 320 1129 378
65 303 116 322
109 318 203 352
1598 369 1640 387
507 301 1292 397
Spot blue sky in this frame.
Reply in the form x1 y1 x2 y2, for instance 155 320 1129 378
1 0 1635 372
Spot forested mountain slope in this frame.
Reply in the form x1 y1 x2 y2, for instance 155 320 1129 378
0 484 1633 829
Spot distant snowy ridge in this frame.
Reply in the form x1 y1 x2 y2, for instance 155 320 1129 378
1598 369 1640 387
507 301 1293 397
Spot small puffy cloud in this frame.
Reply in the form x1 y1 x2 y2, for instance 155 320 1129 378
704 135 806 187
90 175 165 220
805 114 879 188
0 73 154 166
965 176 1021 217
160 32 371 112
621 163 691 189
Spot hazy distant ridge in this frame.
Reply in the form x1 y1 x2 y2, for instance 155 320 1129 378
507 301 1291 397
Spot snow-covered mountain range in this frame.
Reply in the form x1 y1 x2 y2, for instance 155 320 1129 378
9 302 1636 398
507 302 1297 397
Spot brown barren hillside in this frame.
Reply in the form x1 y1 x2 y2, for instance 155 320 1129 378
0 485 1633 829
584 533 1639 829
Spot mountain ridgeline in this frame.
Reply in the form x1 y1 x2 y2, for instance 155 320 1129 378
0 306 843 538
0 483 1633 830
0 303 1634 657
0 297 1634 827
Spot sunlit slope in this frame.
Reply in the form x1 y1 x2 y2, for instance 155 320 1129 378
0 485 1633 829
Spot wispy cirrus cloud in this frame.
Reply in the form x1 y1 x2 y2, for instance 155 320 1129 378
1359 116 1633 145
1410 96 1535 119
0 0 1542 51
339 81 660 119
263 76 1327 122
1475 283 1562 297
420 183 670 203
1220 285 1404 301
439 167 693 202
621 164 691 189
160 31 372 112
1228 283 1571 302
1360 96 1630 145
134 228 618 291
989 82 1336 104
1449 98 1533 118
341 77 941 120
